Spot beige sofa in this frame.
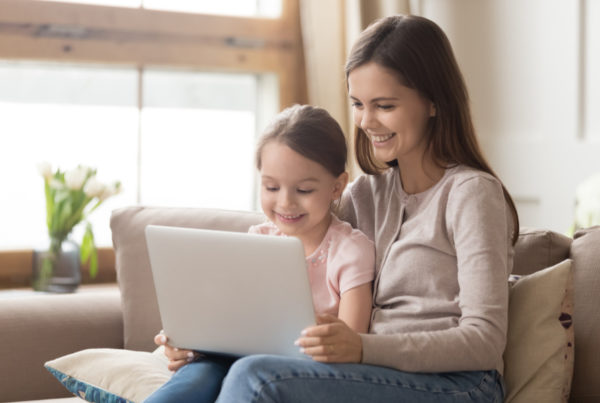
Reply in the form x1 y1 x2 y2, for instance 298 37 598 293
1 206 599 403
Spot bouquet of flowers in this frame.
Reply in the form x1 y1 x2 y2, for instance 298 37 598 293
568 172 600 236
36 162 121 289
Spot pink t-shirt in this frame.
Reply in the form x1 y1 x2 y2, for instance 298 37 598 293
248 214 375 316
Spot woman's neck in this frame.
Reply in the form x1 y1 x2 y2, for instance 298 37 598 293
397 154 445 195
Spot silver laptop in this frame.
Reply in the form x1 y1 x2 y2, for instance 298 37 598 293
145 225 315 357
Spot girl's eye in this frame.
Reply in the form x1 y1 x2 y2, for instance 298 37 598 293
265 186 279 192
351 101 363 108
377 104 395 110
297 189 314 194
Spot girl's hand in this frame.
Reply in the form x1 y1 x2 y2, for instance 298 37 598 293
154 330 203 372
295 314 363 363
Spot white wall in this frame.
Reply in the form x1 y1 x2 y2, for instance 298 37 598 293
420 0 600 234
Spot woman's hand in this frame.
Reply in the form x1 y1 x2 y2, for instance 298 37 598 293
295 314 363 363
154 330 203 372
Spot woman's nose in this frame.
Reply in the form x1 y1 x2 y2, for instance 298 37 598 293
359 108 376 130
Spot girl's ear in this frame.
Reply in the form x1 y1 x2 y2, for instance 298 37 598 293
332 172 349 200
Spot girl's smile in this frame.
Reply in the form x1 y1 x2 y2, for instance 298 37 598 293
275 212 306 223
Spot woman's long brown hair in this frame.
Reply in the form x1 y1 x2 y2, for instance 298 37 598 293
345 15 519 244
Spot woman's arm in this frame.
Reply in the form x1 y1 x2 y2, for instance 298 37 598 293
337 282 372 333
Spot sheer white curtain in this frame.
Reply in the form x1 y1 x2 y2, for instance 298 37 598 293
299 0 412 177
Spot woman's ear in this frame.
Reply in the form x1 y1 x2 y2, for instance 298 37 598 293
429 103 436 117
332 172 349 200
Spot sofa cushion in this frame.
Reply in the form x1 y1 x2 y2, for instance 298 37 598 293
110 206 264 351
504 259 574 403
569 225 600 403
0 290 123 402
45 347 171 403
513 228 572 276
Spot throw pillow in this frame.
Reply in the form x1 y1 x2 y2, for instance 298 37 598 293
504 259 574 403
45 346 171 403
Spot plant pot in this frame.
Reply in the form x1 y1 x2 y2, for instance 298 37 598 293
32 239 81 293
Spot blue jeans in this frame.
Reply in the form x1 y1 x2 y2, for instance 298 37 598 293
146 354 504 403
144 353 237 403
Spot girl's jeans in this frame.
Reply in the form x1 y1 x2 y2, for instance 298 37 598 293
145 354 504 403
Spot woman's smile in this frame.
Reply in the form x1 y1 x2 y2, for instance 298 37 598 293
370 132 396 146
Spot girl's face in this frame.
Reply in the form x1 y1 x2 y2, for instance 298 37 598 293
259 141 347 246
348 62 435 166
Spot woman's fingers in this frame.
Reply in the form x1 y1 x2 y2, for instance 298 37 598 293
296 315 362 363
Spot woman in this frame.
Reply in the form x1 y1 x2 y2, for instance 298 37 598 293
159 14 518 403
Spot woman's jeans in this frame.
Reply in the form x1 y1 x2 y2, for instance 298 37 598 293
145 354 505 403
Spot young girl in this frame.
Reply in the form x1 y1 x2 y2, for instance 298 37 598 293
145 104 375 403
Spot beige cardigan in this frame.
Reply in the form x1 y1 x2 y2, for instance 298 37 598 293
339 165 514 374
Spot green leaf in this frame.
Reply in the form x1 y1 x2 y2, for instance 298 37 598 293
89 248 99 279
80 223 98 279
80 227 93 263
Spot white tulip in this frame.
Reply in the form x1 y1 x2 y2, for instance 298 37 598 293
49 178 64 190
37 161 53 181
99 182 121 201
64 166 88 190
83 177 106 198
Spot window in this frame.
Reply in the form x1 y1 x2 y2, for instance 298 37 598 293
0 61 278 249
40 0 282 18
0 0 305 259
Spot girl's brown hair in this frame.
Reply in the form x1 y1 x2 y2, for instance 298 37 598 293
256 104 347 177
345 15 519 243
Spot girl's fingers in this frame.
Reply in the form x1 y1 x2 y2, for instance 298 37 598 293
165 345 196 361
154 331 168 346
167 358 188 372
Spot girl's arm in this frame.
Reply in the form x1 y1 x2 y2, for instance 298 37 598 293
337 282 373 333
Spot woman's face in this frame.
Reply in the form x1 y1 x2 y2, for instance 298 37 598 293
348 62 435 166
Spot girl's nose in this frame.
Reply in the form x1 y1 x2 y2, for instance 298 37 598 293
278 189 296 208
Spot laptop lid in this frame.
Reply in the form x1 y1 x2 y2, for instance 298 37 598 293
145 224 315 357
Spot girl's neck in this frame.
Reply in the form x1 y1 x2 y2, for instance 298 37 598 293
298 213 333 257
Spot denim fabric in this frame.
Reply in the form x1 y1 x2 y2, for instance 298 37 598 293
216 355 505 403
143 354 237 403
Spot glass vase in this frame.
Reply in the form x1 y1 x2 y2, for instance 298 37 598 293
32 238 81 293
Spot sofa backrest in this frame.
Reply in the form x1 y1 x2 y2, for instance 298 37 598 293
110 206 600 402
568 226 600 403
110 206 264 351
511 226 600 402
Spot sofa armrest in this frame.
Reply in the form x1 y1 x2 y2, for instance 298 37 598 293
0 289 123 402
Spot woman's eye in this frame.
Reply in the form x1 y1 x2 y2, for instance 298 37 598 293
377 104 395 110
265 186 279 192
297 189 314 194
351 101 363 108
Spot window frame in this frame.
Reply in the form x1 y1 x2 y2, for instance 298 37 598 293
0 0 307 288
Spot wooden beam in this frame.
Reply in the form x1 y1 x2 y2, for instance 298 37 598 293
0 0 294 42
0 247 116 289
0 0 308 110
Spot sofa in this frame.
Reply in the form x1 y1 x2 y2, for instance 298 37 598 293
1 205 599 403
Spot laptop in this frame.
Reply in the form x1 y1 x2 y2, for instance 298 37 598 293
145 224 316 358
